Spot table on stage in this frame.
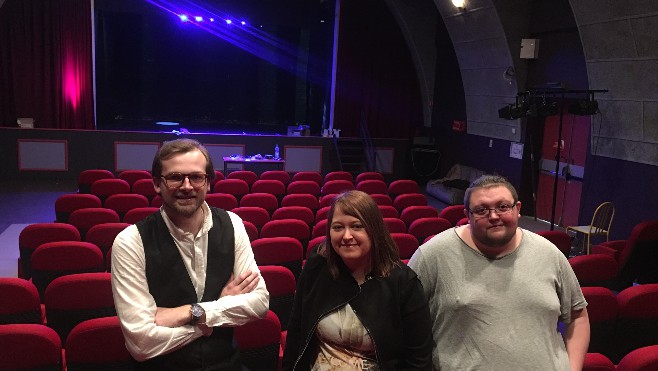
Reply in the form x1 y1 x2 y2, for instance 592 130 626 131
222 156 285 175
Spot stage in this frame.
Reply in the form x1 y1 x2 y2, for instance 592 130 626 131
0 127 410 182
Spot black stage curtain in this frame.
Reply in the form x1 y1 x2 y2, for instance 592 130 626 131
333 0 422 139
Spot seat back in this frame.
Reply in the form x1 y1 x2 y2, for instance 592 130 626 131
439 204 466 226
391 233 420 259
205 193 239 211
370 194 393 206
0 324 62 370
90 178 131 203
68 208 121 238
0 277 42 324
393 193 428 213
251 179 286 199
260 219 310 249
242 220 259 242
400 206 439 228
251 237 303 278
213 179 250 201
226 170 258 189
617 220 658 288
85 222 131 257
384 218 407 234
319 193 338 208
235 310 281 371
104 193 150 220
18 223 81 279
312 219 328 239
122 207 159 224
615 284 658 363
259 265 295 331
232 207 271 230
118 169 152 187
281 193 319 212
78 169 114 194
44 272 115 342
377 205 399 219
240 193 279 216
568 254 618 288
31 241 105 300
315 206 331 224
408 217 452 244
259 170 290 185
616 345 658 371
321 180 355 196
356 179 388 195
291 171 322 185
287 180 321 197
355 171 384 184
54 193 102 223
582 353 615 371
64 316 133 371
581 286 619 359
388 179 420 199
537 230 573 258
272 206 315 227
131 178 157 201
323 171 354 184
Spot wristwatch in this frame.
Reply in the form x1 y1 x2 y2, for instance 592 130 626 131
190 303 204 325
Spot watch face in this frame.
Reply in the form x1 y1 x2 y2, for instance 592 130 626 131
191 304 204 317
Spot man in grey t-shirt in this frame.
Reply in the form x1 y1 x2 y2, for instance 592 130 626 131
409 175 589 370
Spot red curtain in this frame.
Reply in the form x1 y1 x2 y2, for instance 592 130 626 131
0 0 94 129
333 0 422 139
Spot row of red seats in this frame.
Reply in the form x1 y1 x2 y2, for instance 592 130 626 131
1 264 293 370
79 169 392 193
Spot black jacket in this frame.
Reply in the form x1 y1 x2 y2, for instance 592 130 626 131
281 253 433 370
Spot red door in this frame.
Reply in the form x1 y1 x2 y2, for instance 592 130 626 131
535 112 590 227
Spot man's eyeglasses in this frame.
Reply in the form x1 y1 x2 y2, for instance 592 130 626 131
469 203 516 218
160 172 208 189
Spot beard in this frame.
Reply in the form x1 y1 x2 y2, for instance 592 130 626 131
161 192 204 218
476 225 517 248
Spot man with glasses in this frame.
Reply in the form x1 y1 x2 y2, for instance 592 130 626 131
409 175 589 371
111 138 269 370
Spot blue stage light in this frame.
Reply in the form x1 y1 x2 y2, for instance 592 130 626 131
210 18 215 22
226 19 232 25
194 16 203 22
179 14 189 22
241 21 246 25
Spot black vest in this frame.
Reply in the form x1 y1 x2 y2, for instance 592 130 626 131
136 207 241 370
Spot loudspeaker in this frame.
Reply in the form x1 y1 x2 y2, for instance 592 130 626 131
520 39 539 59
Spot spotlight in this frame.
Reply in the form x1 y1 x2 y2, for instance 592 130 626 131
226 19 232 25
568 100 599 115
179 14 189 22
241 21 246 25
210 18 215 22
531 101 558 117
194 16 203 22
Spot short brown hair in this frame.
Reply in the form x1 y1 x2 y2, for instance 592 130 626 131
151 138 215 180
464 174 518 210
321 190 401 279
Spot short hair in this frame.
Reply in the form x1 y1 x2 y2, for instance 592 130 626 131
151 138 215 180
321 190 400 279
464 174 518 210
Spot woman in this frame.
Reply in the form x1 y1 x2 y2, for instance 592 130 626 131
282 190 432 370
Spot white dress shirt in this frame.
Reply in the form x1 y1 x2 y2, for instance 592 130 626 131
111 202 269 361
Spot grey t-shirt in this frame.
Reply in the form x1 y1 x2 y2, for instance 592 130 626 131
408 227 587 371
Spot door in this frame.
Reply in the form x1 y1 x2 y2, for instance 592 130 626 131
535 112 590 227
